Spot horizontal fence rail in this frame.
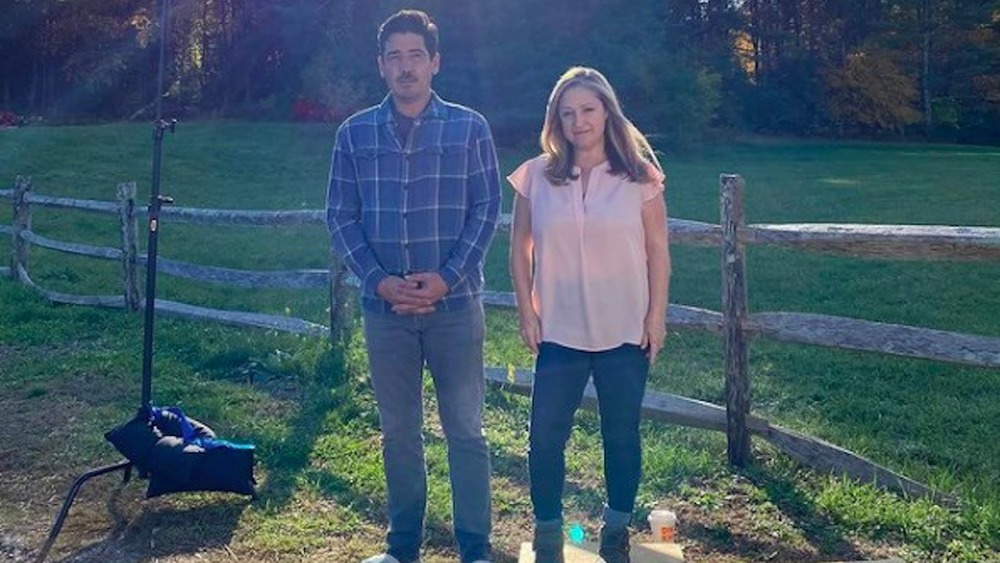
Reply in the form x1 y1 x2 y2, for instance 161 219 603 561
4 175 999 504
7 188 1000 256
485 367 956 505
15 264 126 308
747 223 1000 259
21 229 124 260
14 262 329 336
154 259 329 289
156 207 324 226
748 312 1000 367
4 184 1000 367
4 183 1000 368
0 189 323 225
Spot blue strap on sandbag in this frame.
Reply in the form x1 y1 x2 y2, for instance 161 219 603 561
150 406 254 450
142 405 256 498
193 437 254 450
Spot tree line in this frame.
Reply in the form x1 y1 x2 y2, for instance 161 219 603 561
2 0 999 145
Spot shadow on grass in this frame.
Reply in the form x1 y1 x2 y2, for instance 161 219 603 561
237 342 624 562
301 467 466 556
49 493 250 563
681 518 821 563
250 390 337 510
249 344 363 511
740 464 866 562
273 412 610 563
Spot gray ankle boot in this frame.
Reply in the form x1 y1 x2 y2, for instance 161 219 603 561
532 519 564 563
598 525 630 563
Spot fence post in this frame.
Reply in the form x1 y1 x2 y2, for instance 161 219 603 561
328 250 354 346
118 182 140 311
10 176 31 281
720 173 751 467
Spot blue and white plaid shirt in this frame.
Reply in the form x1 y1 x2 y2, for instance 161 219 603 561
326 92 501 313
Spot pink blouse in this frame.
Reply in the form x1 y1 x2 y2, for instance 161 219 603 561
508 155 665 351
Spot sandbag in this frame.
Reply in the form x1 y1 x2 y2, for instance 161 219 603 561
104 406 255 498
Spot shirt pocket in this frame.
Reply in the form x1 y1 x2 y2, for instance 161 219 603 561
407 143 470 206
356 147 401 208
407 144 468 182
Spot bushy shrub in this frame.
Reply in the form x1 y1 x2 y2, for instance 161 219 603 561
825 50 922 135
625 53 724 149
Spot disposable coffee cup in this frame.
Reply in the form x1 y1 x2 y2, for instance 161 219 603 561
647 509 677 542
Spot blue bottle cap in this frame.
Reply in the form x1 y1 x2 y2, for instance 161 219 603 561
568 523 586 545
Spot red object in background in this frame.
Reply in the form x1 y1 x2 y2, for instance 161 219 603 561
0 110 23 127
291 99 334 122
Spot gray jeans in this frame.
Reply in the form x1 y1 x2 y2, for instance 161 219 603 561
362 300 491 563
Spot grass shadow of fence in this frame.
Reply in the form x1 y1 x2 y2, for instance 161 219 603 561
735 463 867 562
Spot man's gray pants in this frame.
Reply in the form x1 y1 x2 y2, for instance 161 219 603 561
362 299 492 562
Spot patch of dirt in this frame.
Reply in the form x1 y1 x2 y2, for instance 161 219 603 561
1 532 33 562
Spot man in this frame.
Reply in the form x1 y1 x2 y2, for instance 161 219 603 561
326 9 500 563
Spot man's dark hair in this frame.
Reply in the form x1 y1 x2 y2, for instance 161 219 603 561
377 9 439 57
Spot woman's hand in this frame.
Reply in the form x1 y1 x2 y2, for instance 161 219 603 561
510 193 540 355
641 313 666 364
518 311 541 355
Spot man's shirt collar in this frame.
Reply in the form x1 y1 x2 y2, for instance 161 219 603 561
376 91 447 125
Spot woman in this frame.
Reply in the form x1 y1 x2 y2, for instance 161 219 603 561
508 66 670 563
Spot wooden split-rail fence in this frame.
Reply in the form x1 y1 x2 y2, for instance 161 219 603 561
3 174 1000 506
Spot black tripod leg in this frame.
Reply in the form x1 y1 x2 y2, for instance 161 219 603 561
34 460 133 563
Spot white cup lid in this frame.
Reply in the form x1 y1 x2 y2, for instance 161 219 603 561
648 509 677 522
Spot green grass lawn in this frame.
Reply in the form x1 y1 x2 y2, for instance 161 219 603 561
1 122 998 562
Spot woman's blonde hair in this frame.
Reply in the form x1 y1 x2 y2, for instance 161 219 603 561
540 66 661 184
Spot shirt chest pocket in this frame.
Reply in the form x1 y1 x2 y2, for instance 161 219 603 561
355 147 402 207
355 147 400 176
407 143 469 182
402 144 471 214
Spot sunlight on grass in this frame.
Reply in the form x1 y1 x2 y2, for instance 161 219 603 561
818 177 860 186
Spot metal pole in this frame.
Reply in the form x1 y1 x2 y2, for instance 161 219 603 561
33 462 132 563
141 0 175 413
35 3 173 560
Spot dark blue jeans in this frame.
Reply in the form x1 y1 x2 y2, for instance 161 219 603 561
528 342 649 522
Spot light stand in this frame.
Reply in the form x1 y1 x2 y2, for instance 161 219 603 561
34 0 174 560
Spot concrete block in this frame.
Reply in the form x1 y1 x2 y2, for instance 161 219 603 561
518 542 684 562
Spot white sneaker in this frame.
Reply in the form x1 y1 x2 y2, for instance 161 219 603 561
362 554 419 563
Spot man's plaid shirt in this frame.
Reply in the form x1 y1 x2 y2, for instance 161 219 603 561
326 92 501 313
